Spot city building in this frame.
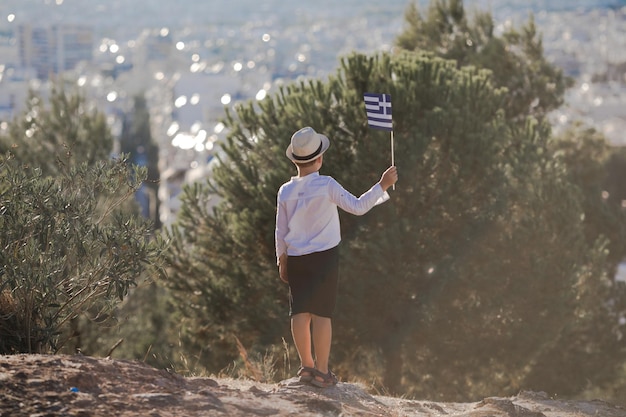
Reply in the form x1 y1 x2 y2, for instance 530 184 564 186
17 24 93 80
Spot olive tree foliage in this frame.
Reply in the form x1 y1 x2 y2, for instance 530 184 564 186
0 87 167 354
165 47 623 399
395 0 572 120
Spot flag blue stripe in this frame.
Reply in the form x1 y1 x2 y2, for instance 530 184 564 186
365 106 392 115
367 116 392 123
369 119 393 126
368 121 393 131
365 108 392 117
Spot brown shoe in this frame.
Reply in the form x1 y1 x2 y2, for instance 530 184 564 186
297 366 316 383
310 369 338 388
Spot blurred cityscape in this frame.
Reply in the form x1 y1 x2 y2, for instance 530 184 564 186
0 1 407 226
1 1 626 226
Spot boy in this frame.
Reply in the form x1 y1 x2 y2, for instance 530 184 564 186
275 126 398 387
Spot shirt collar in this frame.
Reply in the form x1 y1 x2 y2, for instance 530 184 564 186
292 171 320 181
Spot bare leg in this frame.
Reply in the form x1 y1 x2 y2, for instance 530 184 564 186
291 313 315 369
311 315 332 375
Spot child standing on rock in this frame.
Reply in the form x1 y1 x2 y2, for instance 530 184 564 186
275 126 398 387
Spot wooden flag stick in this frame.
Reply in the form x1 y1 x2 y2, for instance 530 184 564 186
391 130 395 190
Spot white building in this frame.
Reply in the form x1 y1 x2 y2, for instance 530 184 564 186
17 24 93 80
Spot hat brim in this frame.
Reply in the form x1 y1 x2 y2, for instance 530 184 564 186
286 133 330 163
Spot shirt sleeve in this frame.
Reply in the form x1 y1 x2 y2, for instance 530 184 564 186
328 178 386 216
275 193 288 263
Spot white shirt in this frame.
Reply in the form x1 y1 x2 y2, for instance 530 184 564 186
275 172 388 261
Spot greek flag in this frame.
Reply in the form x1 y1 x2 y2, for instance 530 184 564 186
364 92 393 131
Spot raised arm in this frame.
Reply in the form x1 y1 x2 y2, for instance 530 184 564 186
329 166 398 216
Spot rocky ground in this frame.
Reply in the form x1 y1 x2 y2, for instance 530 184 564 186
0 354 624 417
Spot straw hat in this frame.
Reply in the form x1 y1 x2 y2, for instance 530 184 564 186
286 127 330 163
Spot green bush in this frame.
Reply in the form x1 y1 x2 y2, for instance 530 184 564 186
0 153 167 353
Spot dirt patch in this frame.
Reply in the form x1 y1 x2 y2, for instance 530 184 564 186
0 354 624 416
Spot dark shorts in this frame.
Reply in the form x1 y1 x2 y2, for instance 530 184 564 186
287 246 339 318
